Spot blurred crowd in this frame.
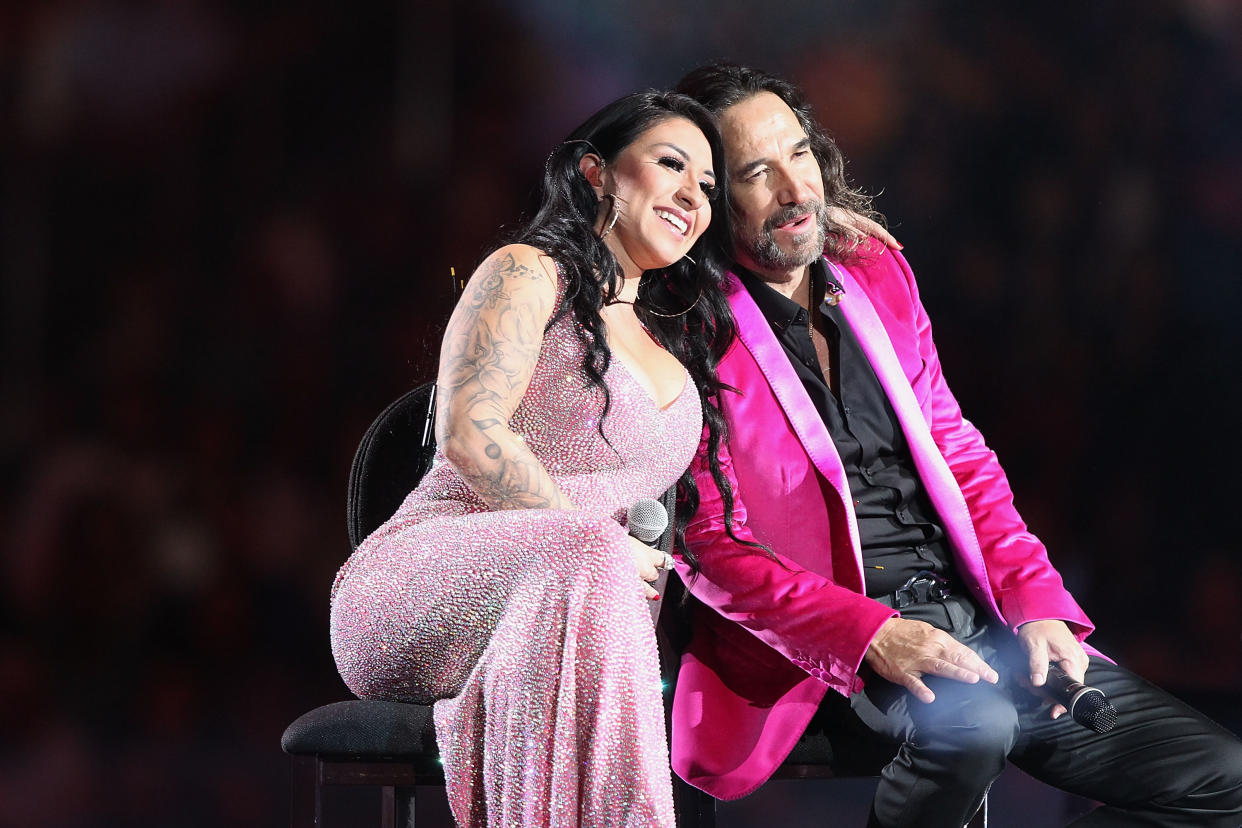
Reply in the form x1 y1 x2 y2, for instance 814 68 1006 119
1 1 1239 825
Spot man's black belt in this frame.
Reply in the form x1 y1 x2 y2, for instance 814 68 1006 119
873 570 953 609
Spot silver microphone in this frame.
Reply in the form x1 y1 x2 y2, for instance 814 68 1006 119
626 498 668 544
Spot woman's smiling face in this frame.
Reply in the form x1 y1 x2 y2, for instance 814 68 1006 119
589 116 717 276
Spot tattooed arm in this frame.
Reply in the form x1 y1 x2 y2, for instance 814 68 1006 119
435 244 573 511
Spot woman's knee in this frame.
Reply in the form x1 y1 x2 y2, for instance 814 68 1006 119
535 512 631 578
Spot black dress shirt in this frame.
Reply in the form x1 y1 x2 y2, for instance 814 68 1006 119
737 263 958 599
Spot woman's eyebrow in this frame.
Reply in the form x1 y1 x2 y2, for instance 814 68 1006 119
651 142 715 181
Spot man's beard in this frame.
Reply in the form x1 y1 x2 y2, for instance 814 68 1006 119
737 200 829 272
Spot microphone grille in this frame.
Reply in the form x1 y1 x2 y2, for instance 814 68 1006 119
1074 693 1118 734
627 498 668 543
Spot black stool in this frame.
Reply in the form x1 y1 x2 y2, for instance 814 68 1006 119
282 700 440 827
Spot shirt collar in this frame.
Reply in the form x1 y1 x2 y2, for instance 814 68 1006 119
737 258 842 331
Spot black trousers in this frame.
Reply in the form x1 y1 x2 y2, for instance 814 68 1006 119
810 597 1242 827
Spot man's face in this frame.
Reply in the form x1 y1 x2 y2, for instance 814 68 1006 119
719 91 827 285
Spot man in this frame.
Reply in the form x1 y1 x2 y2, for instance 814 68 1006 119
671 63 1242 827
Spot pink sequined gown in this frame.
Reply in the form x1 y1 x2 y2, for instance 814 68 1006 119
329 298 700 827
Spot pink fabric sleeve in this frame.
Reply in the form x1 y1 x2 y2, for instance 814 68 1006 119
679 417 896 696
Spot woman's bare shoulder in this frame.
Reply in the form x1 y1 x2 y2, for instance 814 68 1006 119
478 243 558 287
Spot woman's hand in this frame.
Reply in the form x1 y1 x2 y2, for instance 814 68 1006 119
628 535 664 601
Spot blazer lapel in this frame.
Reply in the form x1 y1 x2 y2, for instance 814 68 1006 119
827 262 1000 615
725 274 862 559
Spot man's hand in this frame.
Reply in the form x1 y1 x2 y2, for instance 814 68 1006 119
1017 619 1089 720
864 617 1000 703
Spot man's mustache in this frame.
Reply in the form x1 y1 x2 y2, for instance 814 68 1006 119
762 201 825 233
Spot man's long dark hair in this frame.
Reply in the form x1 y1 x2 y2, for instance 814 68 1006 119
508 90 735 569
676 62 883 261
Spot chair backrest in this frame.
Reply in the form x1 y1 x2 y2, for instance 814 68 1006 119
347 382 438 550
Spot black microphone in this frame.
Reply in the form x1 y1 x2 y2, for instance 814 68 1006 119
627 498 668 544
1046 665 1117 734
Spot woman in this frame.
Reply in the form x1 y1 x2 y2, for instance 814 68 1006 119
330 90 736 827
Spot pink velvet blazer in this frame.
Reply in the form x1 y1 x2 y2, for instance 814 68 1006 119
671 242 1099 800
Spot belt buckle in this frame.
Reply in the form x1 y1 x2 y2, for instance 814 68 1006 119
895 570 950 608
893 583 917 608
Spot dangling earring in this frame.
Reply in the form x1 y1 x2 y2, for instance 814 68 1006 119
682 253 696 266
599 193 620 239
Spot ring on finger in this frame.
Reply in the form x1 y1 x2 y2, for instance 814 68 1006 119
659 552 675 571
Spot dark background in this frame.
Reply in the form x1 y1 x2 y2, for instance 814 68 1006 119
2 1 1240 825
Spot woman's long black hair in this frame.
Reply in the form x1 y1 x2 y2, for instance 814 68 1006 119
507 90 743 569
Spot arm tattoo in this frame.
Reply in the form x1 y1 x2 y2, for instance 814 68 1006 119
454 453 564 510
463 252 543 313
438 251 568 510
471 417 503 459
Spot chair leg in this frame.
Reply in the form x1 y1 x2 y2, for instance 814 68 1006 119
289 755 320 828
965 789 988 828
382 786 417 828
382 786 396 828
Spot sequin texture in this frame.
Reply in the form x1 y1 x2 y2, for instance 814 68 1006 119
329 294 700 827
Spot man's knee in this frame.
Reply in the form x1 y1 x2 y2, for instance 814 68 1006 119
912 685 1019 772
